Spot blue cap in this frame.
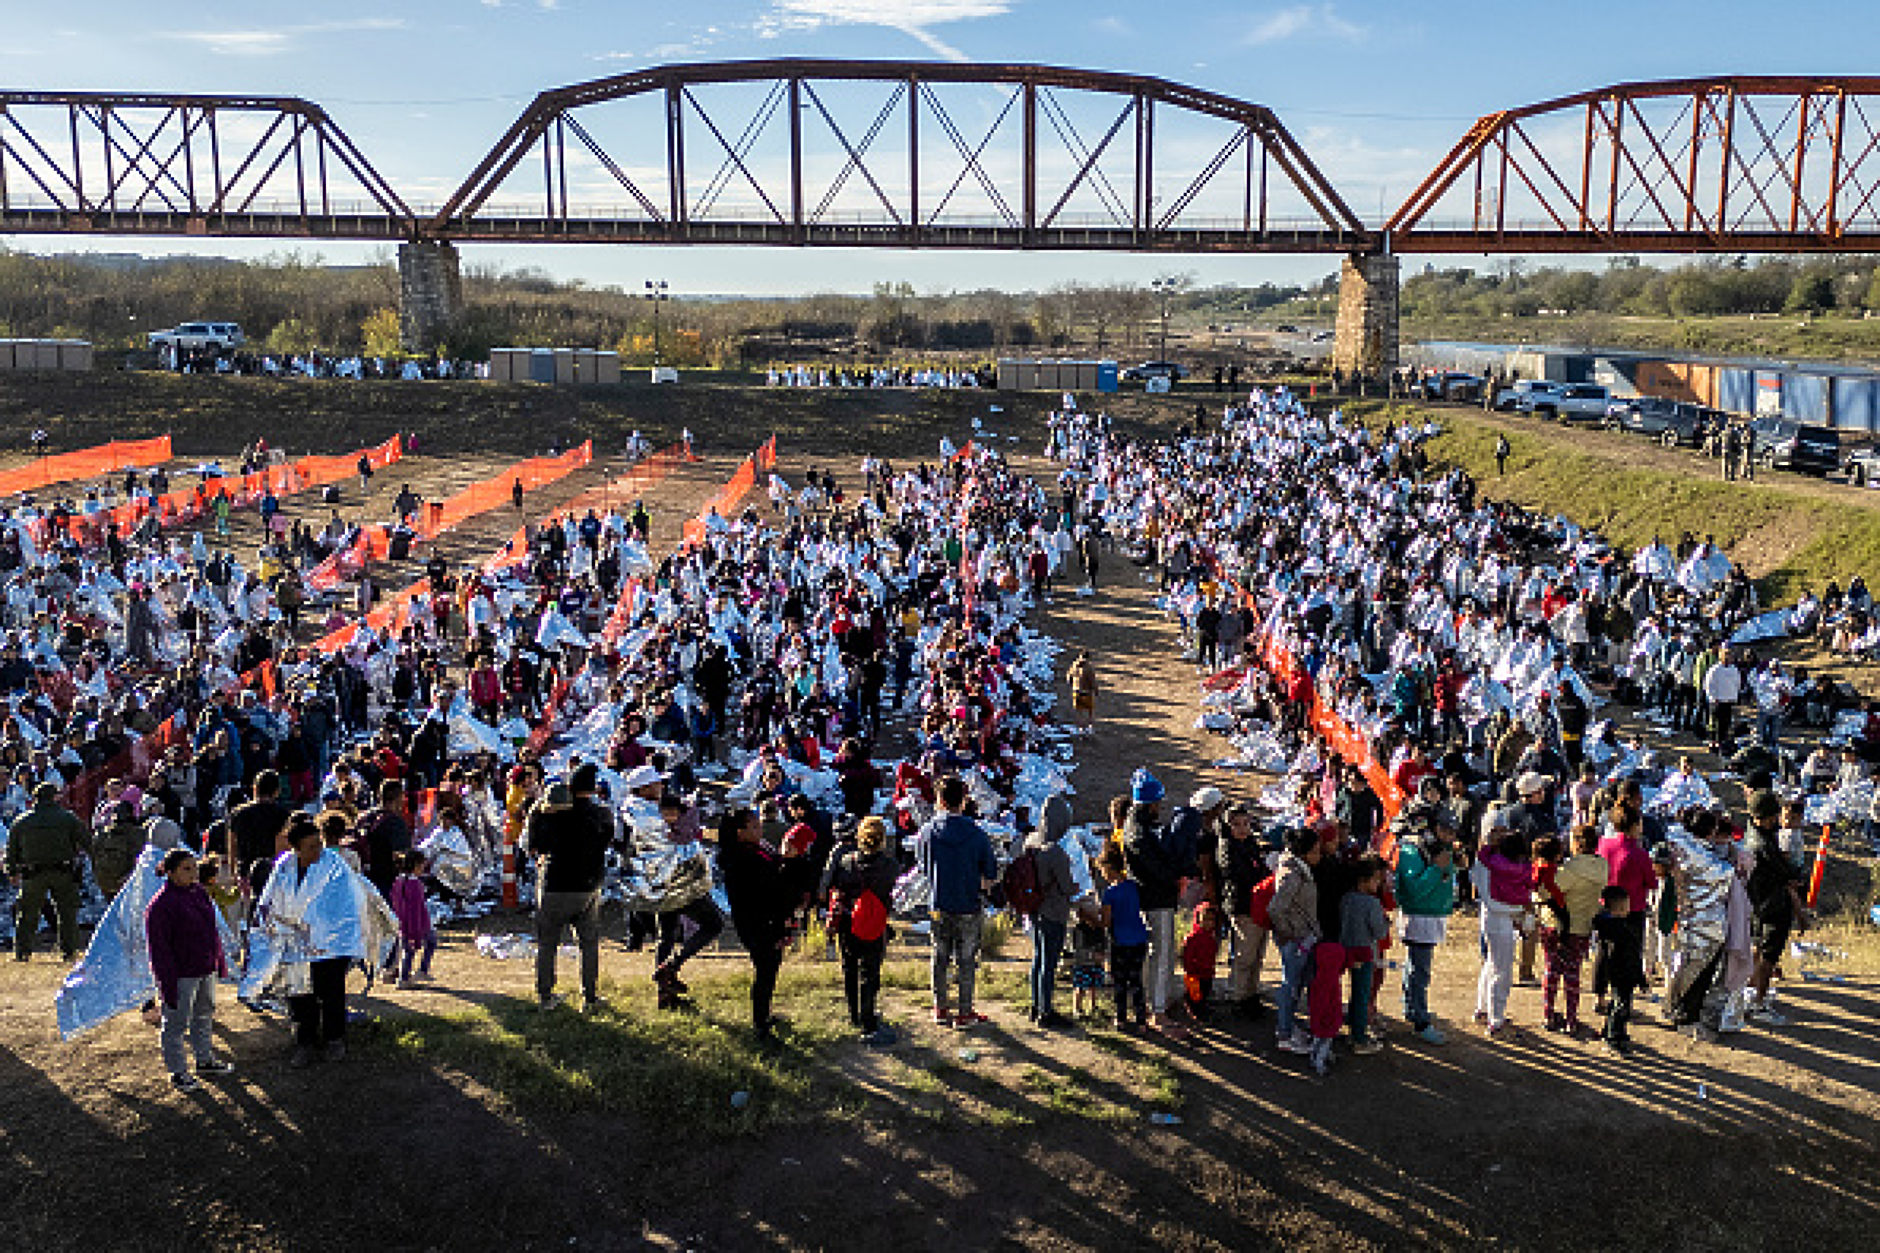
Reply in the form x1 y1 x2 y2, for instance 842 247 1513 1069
1131 769 1165 805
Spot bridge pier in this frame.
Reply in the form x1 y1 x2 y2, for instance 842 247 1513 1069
398 240 462 353
1331 253 1398 382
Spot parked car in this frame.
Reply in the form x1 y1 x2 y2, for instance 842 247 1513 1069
1121 360 1190 382
1844 444 1880 487
1525 383 1610 422
148 322 245 353
1420 371 1484 402
1494 379 1562 411
1746 416 1840 474
1274 324 1298 333
1605 396 1721 447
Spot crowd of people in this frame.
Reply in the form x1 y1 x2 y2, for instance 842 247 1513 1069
765 363 991 389
9 379 1872 1097
1036 388 1846 1069
18 425 1112 1087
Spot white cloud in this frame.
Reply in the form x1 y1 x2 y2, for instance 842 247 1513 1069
168 18 408 57
760 0 1013 63
1244 4 1366 46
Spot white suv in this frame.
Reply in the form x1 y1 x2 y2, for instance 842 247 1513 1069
148 322 245 353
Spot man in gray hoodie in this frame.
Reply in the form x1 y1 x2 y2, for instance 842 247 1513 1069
1025 793 1081 1028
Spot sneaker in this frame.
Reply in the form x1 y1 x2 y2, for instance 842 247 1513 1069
171 1073 202 1092
1545 1014 1565 1033
1751 1006 1789 1027
323 1040 347 1063
863 1026 898 1048
1486 1022 1518 1041
932 1006 953 1026
953 1012 989 1030
1352 1036 1384 1056
1277 1033 1309 1054
1413 1025 1447 1046
195 1058 235 1076
1035 1011 1070 1029
581 996 606 1016
537 994 564 1011
1603 1040 1632 1058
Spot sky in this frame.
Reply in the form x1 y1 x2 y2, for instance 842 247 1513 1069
4 1 1879 295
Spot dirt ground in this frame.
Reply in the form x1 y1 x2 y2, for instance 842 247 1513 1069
3 376 1879 1252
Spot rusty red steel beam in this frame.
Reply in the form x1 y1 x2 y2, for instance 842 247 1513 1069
427 57 1370 245
1389 75 1880 251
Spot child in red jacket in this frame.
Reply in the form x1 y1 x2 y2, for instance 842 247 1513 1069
1181 902 1222 1020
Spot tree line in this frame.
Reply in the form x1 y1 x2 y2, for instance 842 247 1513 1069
0 247 1311 365
1401 255 1880 321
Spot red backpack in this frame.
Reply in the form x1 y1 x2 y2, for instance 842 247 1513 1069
849 887 889 942
1003 848 1043 918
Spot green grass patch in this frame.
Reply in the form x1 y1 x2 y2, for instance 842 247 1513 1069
381 967 852 1137
1346 399 1880 605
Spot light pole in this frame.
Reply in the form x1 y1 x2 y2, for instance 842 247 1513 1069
1151 277 1177 360
644 279 669 365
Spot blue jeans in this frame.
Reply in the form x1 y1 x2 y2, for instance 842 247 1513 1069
1276 940 1312 1039
1348 960 1375 1040
1030 917 1066 1016
1402 942 1436 1030
930 911 983 1015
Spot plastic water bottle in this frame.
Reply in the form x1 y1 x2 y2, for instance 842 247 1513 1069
1148 1113 1183 1126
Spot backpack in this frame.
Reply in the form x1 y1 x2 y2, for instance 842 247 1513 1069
849 887 889 943
1003 848 1043 918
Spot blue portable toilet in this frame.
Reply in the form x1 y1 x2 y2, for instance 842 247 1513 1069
1097 360 1119 393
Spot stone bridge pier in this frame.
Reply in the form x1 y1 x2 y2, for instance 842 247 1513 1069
398 239 463 353
1331 253 1399 381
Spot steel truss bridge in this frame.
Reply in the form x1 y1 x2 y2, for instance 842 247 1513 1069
3 65 1879 255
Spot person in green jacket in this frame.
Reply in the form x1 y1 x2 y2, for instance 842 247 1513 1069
1394 806 1457 1045
7 782 92 960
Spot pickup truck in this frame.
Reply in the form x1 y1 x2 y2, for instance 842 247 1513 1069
1524 383 1610 423
1605 395 1720 447
1494 379 1561 411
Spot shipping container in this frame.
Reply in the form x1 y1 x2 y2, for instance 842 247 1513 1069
1592 358 1643 397
1834 376 1880 434
1638 360 1717 405
1753 373 1784 417
1097 360 1119 392
1782 372 1831 425
1718 367 1756 415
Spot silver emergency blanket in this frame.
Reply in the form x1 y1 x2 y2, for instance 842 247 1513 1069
240 849 399 999
1805 779 1873 826
1646 770 1716 815
449 713 514 761
56 847 242 1040
1657 825 1741 1026
890 862 932 916
617 797 712 912
1729 608 1795 646
419 824 481 897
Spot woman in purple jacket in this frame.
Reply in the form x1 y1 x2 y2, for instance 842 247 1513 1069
145 848 233 1091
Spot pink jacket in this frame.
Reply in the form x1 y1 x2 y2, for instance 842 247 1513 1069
1597 833 1658 912
1478 850 1533 908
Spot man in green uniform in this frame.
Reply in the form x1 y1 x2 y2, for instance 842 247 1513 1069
7 782 92 961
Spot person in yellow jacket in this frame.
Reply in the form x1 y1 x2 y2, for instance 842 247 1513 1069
1534 825 1611 1036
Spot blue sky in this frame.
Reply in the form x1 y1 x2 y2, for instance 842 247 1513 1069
4 1 1877 294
